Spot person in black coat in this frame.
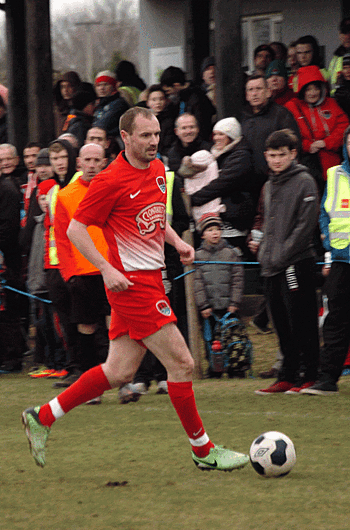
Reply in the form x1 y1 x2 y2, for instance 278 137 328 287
241 74 301 203
190 117 254 256
160 66 215 141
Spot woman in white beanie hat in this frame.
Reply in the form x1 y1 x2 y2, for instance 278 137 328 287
190 117 254 256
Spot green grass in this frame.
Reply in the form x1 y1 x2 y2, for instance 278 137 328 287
2 327 350 530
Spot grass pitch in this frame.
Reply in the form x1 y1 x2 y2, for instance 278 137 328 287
2 327 350 530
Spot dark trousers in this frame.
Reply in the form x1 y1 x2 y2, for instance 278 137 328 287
319 262 350 383
265 258 319 384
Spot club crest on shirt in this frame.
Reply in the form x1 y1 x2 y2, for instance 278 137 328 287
156 299 172 316
136 202 166 235
156 176 166 193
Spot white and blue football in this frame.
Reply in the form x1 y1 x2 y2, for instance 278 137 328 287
249 431 296 477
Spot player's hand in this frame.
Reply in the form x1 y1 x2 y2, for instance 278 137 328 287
101 264 134 292
176 239 195 266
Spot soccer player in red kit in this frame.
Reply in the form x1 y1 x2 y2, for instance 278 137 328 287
22 107 249 471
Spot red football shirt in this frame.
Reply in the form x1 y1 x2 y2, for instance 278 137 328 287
74 152 167 273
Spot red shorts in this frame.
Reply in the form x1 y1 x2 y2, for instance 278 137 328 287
107 269 177 343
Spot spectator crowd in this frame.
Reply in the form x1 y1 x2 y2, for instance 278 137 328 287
2 17 350 398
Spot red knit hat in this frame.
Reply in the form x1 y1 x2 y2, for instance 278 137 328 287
198 212 223 235
37 179 57 196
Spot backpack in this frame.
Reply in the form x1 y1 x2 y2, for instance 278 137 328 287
203 312 253 378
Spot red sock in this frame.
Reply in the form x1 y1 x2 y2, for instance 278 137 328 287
167 381 214 457
38 365 111 427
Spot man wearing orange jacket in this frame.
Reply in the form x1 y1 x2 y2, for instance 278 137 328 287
54 143 110 398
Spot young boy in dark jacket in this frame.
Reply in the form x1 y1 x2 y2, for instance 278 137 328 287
194 213 244 319
249 129 320 394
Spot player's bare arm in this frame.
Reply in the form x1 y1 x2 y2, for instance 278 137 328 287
165 221 194 266
67 219 133 292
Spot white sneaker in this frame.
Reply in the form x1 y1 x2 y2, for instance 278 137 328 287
131 382 148 395
156 381 168 394
118 383 141 404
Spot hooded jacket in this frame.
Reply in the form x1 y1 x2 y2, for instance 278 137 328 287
258 160 318 277
93 92 129 137
43 140 77 269
286 66 349 181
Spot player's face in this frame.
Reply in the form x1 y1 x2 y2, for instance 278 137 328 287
23 147 41 171
79 145 106 181
123 115 160 166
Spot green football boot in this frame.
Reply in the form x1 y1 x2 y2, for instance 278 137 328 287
22 406 50 468
192 445 249 471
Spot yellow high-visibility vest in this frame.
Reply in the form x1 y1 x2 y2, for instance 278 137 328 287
324 165 350 249
165 171 175 226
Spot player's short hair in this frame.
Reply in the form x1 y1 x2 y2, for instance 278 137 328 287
119 107 156 134
265 129 299 151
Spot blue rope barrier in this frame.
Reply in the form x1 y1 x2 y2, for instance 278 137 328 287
0 279 52 304
174 260 326 281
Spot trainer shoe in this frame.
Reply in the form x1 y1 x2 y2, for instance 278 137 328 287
21 406 50 468
156 381 168 394
255 381 294 395
52 371 81 388
192 445 249 471
285 381 315 394
300 381 338 395
47 369 69 379
118 383 141 404
29 368 56 379
131 382 148 395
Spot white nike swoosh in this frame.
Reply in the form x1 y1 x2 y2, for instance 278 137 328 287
130 190 141 199
193 429 202 437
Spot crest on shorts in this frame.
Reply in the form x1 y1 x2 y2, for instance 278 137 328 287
156 176 166 193
156 299 171 316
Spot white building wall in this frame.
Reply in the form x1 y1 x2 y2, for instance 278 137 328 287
241 0 342 67
139 0 190 84
139 0 343 83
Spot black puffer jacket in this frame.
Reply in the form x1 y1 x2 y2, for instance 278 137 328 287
167 136 211 174
194 239 244 311
190 138 254 231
